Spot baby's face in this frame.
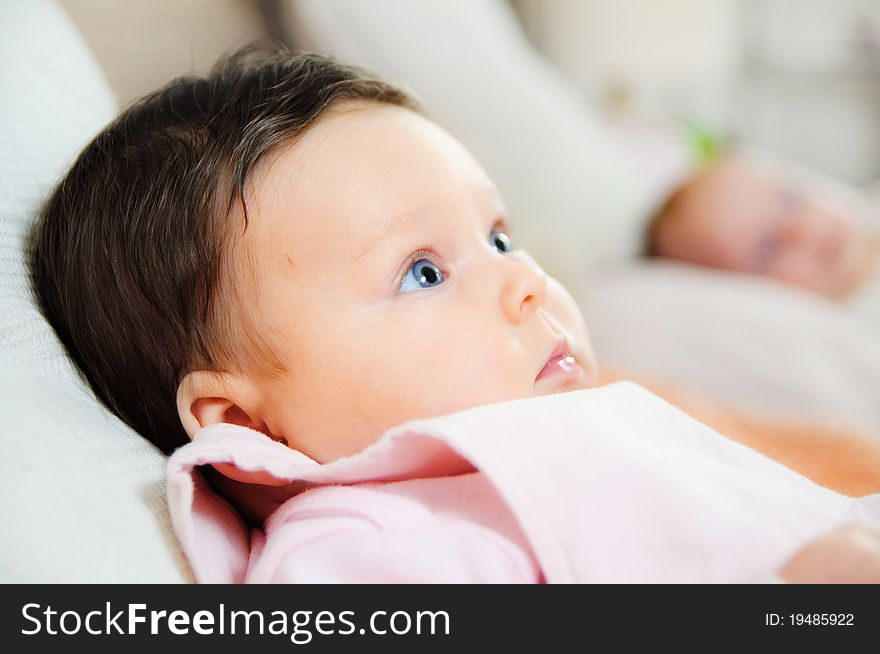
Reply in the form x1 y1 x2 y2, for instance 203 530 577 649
654 157 876 298
233 103 595 462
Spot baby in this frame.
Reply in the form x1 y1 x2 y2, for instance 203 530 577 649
645 153 880 323
30 47 880 583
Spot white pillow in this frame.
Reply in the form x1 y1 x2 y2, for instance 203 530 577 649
587 260 880 437
0 0 190 582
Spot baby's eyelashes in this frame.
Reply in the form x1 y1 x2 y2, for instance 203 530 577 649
395 227 514 294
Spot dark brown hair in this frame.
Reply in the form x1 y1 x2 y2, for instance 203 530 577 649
29 45 420 454
642 181 690 257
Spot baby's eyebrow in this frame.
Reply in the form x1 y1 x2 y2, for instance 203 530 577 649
355 206 430 263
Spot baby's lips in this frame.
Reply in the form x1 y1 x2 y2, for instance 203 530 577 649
535 335 581 383
536 353 578 381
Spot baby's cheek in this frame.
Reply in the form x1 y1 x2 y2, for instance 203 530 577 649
548 278 591 337
405 331 527 413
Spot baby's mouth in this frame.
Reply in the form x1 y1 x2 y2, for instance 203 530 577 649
535 339 581 383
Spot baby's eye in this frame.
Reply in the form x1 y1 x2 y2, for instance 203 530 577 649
755 233 782 269
398 257 445 293
490 228 512 253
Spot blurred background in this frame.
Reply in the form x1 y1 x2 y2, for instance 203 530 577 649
60 0 880 185
516 0 880 186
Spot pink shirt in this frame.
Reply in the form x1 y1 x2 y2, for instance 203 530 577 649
167 382 877 583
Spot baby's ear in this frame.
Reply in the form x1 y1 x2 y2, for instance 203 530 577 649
176 370 275 440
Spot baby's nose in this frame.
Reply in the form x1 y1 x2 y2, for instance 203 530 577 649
500 255 548 323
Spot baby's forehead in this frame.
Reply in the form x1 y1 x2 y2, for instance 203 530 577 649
239 103 501 269
248 104 498 228
686 160 782 216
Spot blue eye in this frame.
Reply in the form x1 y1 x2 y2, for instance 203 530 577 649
490 229 512 253
398 257 445 293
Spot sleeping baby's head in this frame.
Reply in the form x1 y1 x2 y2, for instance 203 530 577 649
646 154 878 298
31 47 596 462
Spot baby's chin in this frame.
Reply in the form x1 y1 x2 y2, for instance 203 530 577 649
536 380 594 398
